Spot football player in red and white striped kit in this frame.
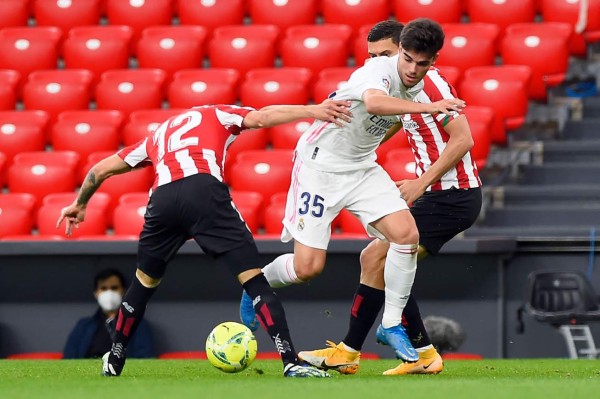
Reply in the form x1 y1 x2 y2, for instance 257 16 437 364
56 100 352 378
299 19 482 376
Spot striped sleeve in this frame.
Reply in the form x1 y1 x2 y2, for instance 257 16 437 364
425 69 463 123
117 138 150 167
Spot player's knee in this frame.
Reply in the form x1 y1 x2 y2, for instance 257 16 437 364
387 224 419 245
360 245 384 275
294 257 325 281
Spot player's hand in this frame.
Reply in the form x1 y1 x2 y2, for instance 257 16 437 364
56 204 86 236
428 98 465 115
396 179 427 205
310 99 353 127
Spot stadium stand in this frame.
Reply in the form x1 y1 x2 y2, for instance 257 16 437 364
321 0 390 36
382 148 418 182
224 128 270 182
240 67 313 109
0 110 49 162
168 69 241 108
268 118 313 150
105 0 174 45
177 0 245 37
0 0 29 29
467 0 537 39
392 0 462 24
312 67 357 104
230 190 264 234
62 26 134 84
112 199 147 236
121 108 186 146
249 0 318 31
0 69 19 110
33 0 102 32
461 106 494 169
0 193 36 238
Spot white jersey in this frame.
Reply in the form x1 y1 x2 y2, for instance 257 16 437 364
296 54 424 172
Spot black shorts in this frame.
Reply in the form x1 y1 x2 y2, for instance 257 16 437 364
410 187 482 256
137 173 260 279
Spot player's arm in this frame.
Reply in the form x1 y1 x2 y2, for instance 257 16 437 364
243 99 352 129
56 154 133 235
413 114 473 189
380 122 403 144
363 89 465 116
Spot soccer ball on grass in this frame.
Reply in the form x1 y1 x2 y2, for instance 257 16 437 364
206 321 258 373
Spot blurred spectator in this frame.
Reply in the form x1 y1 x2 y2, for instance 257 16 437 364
63 268 155 359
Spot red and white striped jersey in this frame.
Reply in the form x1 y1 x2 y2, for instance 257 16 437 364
117 105 253 190
400 67 482 191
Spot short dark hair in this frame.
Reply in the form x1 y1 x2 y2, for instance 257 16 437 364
400 18 445 57
367 20 404 45
94 268 127 290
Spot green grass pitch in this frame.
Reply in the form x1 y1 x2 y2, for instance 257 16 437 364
1 359 600 399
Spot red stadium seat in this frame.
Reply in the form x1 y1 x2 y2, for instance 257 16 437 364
0 0 29 28
322 0 390 36
1 234 65 241
137 25 207 81
460 65 531 144
0 69 19 110
121 108 186 146
39 201 108 237
224 128 270 182
228 150 294 203
230 190 264 234
81 151 154 214
280 25 353 76
33 0 101 32
434 65 461 88
113 199 147 236
0 152 5 188
168 69 241 108
0 202 34 237
177 0 245 37
0 192 36 212
23 69 93 122
268 118 313 150
0 27 62 94
312 67 357 104
62 26 133 84
118 192 150 205
501 22 571 101
375 128 410 165
468 0 536 39
208 25 280 77
249 0 318 31
353 24 372 64
262 191 287 235
540 0 600 57
240 68 312 109
105 0 174 45
392 0 463 24
337 209 366 235
0 111 49 163
95 69 166 118
437 23 499 80
382 148 417 182
462 106 493 169
43 191 111 210
8 151 80 206
51 110 123 163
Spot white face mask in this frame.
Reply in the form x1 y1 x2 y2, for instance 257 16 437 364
97 290 122 312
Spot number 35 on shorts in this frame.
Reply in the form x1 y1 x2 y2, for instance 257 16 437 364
298 192 325 218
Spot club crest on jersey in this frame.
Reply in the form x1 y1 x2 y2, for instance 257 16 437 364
297 218 305 231
381 77 391 90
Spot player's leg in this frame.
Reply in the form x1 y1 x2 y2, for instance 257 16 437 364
104 182 189 376
369 210 420 362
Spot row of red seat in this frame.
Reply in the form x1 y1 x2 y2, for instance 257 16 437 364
0 189 370 239
0 21 577 106
1 0 598 52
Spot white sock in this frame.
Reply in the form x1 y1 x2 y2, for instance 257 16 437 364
381 243 418 328
416 344 434 353
261 253 302 288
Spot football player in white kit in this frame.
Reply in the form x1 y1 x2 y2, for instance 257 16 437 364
299 19 482 376
240 18 465 363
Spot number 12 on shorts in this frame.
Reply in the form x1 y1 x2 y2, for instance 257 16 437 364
298 192 325 218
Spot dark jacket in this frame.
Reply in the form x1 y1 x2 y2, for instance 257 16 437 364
63 309 155 359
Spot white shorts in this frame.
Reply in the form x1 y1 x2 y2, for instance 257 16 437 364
281 158 409 249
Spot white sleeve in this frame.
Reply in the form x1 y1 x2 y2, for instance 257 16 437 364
344 59 393 99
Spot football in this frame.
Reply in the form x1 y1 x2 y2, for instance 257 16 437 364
205 321 258 373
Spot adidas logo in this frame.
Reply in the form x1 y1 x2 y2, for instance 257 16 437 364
252 295 261 307
123 302 134 313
